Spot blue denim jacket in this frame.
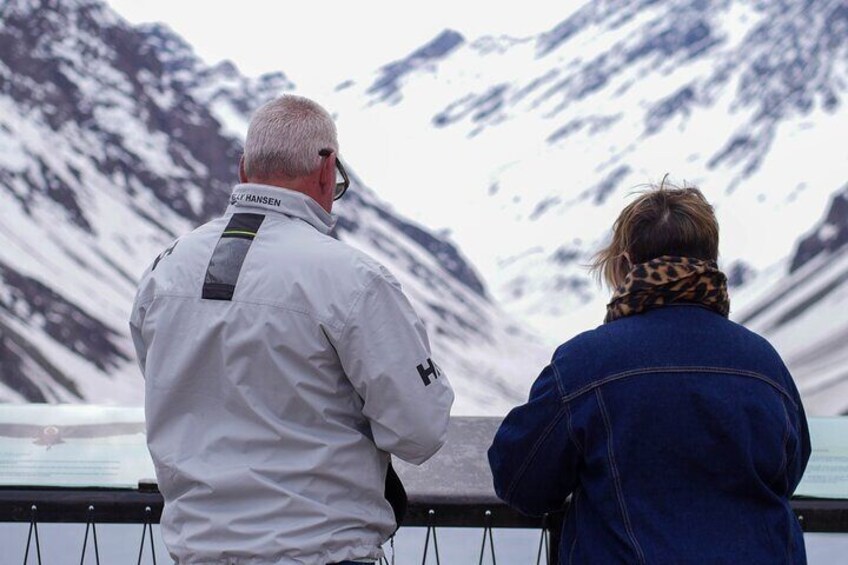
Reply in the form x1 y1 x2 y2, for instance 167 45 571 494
488 305 811 564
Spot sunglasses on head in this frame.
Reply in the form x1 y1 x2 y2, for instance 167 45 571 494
318 148 350 200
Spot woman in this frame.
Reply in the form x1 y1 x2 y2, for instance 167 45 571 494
488 185 810 564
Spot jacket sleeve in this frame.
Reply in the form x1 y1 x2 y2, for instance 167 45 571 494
488 362 580 516
782 364 812 493
128 266 154 376
333 268 454 465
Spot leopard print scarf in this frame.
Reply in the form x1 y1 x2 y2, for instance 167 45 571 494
605 256 730 323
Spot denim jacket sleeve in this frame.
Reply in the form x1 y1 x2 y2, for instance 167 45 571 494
783 365 812 494
487 363 580 516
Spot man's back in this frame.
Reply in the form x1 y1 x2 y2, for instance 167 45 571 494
131 184 454 564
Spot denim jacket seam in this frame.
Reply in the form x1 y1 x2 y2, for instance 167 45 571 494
783 394 802 482
503 405 568 504
785 432 795 561
551 361 567 398
777 400 795 561
596 388 647 565
563 401 585 456
561 366 797 409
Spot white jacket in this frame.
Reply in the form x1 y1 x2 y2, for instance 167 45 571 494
130 183 454 565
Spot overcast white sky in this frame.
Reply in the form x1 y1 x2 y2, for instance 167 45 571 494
106 1 574 93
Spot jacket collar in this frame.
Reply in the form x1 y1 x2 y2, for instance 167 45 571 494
225 183 336 235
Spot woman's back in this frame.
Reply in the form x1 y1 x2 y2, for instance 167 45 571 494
551 305 809 563
488 184 810 564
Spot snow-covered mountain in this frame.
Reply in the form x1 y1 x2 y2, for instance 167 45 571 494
0 0 547 413
2 0 846 415
323 0 848 412
737 184 848 415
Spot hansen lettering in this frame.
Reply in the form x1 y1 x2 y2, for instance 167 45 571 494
416 358 440 386
231 192 282 207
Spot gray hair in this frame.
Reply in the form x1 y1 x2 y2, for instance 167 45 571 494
243 95 338 180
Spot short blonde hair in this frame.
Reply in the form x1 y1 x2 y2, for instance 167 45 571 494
591 181 719 289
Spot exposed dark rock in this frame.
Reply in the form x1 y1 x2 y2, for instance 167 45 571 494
0 317 84 402
349 193 487 299
547 119 585 143
0 320 49 402
726 260 755 288
550 246 582 266
626 21 718 64
591 165 631 205
34 158 92 232
432 84 509 129
646 85 696 134
553 275 590 293
530 197 561 221
369 29 465 103
426 302 488 343
333 215 361 235
768 263 848 331
335 80 355 92
0 261 129 374
790 184 848 272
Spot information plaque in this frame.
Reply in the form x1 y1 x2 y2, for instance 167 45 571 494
0 404 153 489
795 417 848 499
0 405 846 500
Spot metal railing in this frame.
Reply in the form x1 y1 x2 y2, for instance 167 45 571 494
2 487 847 564
1 417 847 564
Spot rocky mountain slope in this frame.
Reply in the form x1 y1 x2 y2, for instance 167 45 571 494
0 0 547 413
737 184 848 414
328 0 847 331
2 0 845 414
322 0 847 413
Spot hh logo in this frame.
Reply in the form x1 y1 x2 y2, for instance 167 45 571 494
416 358 441 386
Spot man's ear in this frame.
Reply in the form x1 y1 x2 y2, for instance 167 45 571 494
238 155 248 183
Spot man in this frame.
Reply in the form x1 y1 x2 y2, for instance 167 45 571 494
130 95 454 565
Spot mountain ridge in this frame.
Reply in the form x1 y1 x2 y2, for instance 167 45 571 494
320 0 847 413
0 0 547 412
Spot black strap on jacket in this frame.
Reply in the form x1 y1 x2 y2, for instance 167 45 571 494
202 213 265 301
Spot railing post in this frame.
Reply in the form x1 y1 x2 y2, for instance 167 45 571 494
421 508 441 564
23 504 42 565
478 509 496 565
79 505 101 565
536 514 550 565
136 506 158 565
548 511 564 564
